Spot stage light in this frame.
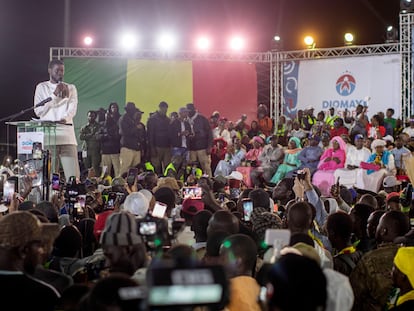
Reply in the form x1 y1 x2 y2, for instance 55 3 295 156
229 36 245 51
158 33 177 50
386 25 398 43
196 37 211 50
344 33 354 45
401 0 414 13
271 35 282 51
120 33 138 50
304 35 315 49
273 35 281 42
83 36 93 46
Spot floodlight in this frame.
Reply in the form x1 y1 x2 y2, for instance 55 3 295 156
273 35 281 42
386 25 398 43
83 36 93 46
158 33 177 50
120 33 137 50
344 33 354 45
229 36 245 51
401 0 414 12
196 37 211 50
304 35 315 49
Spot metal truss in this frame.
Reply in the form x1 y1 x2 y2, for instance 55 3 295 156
400 13 414 122
50 47 271 63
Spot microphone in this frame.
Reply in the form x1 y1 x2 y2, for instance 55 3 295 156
35 97 52 108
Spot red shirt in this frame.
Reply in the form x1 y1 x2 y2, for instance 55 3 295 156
330 126 348 138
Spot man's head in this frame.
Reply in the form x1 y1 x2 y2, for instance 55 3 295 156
392 247 414 293
87 110 97 124
191 210 213 243
270 135 279 147
159 101 168 116
0 211 59 273
248 188 270 210
354 134 364 149
219 234 257 278
367 210 385 239
329 107 335 116
286 201 313 234
350 203 373 239
386 108 395 118
178 107 189 120
376 211 410 243
48 59 64 83
326 212 353 250
100 212 146 275
207 210 239 237
272 178 295 206
186 103 196 117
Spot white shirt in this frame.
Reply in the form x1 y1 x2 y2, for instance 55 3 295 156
34 81 78 145
403 126 414 137
345 147 371 167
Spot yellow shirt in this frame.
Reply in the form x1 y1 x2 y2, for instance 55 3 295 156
226 276 261 311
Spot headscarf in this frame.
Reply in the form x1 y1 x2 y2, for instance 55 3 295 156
252 136 264 145
330 136 347 152
285 136 302 154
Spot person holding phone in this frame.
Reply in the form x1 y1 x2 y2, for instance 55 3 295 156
34 59 80 181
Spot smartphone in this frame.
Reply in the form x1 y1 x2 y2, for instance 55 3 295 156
183 187 203 199
152 201 167 218
127 168 139 186
52 173 60 191
106 192 117 209
77 194 86 208
242 199 253 221
3 180 15 204
32 142 43 160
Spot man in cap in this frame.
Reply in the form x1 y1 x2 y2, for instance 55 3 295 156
186 103 214 176
350 211 410 310
303 106 317 131
391 247 414 310
170 106 191 159
119 102 146 176
0 211 60 310
147 101 172 175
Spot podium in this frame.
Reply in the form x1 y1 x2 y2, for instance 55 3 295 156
6 121 58 201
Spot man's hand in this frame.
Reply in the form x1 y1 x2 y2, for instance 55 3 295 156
293 178 305 200
54 83 69 98
302 167 313 191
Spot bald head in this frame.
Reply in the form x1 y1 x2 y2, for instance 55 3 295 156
376 211 410 243
207 210 239 237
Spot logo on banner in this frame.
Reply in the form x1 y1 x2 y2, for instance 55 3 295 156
335 72 356 96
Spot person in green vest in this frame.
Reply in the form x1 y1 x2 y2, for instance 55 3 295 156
325 107 339 128
185 161 203 185
164 155 186 181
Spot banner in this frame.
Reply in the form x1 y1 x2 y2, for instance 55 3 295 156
283 54 401 120
64 58 258 143
17 132 44 154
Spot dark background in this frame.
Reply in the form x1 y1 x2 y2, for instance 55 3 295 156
0 0 400 157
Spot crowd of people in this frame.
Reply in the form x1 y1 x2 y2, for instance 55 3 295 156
0 97 414 310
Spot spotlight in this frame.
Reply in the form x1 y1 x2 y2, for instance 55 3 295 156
304 35 315 49
83 36 93 46
229 36 245 51
401 0 414 13
196 37 211 50
344 33 354 45
158 33 177 50
386 25 398 43
120 33 137 50
273 35 281 42
271 35 282 51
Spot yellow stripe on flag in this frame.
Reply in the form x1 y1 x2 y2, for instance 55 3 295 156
125 59 193 122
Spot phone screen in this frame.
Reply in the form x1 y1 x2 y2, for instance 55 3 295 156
183 187 203 199
52 173 60 191
242 199 253 221
127 168 139 185
139 222 157 235
152 201 167 218
3 180 15 204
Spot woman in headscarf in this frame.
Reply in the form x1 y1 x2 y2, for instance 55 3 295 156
312 136 347 196
270 136 302 184
356 139 396 193
245 136 264 166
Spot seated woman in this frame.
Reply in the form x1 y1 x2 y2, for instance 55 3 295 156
356 139 396 193
312 136 347 196
245 136 264 166
247 121 261 139
270 136 302 184
214 137 246 177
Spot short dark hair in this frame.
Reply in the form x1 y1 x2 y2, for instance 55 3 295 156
248 189 270 209
48 59 64 69
387 108 395 115
326 212 353 240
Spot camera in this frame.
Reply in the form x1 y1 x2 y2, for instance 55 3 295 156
297 169 306 180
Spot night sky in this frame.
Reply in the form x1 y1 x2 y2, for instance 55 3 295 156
0 0 400 149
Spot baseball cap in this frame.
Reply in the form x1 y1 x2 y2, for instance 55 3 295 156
0 211 59 249
122 192 149 218
225 171 243 181
383 176 402 188
181 198 205 216
179 107 189 113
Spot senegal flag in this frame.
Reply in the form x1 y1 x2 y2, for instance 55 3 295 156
64 58 258 140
